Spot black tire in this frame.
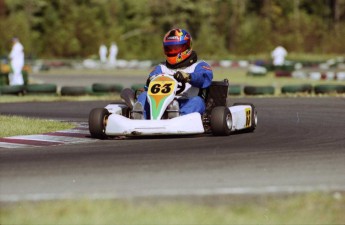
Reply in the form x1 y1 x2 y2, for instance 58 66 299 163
244 85 275 95
0 85 24 95
228 85 241 95
89 108 109 139
25 84 57 94
247 71 267 77
211 106 232 136
249 108 258 132
233 102 257 132
314 84 345 94
281 84 313 94
92 83 124 93
60 86 87 96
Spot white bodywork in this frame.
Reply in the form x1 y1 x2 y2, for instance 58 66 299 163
103 103 255 136
105 112 204 136
105 104 126 114
229 105 255 131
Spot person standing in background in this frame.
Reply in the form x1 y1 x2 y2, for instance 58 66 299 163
108 42 118 67
99 43 107 64
271 45 288 67
9 37 24 85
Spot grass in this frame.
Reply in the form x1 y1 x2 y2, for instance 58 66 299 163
0 192 344 224
214 68 343 85
0 115 74 137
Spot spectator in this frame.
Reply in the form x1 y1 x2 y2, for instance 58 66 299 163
271 45 287 66
99 44 107 64
108 42 118 66
8 37 24 85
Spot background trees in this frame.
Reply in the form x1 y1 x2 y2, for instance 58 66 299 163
0 0 344 60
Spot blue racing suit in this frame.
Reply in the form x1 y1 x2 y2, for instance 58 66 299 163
137 60 213 119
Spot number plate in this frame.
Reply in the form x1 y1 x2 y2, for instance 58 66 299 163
148 76 176 96
245 108 251 127
148 75 177 120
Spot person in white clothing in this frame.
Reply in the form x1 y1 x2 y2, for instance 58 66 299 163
108 42 118 66
271 46 287 66
9 37 25 85
99 44 107 64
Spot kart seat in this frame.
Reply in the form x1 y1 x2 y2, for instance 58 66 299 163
202 79 229 113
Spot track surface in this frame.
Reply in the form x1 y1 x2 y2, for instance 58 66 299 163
0 97 345 201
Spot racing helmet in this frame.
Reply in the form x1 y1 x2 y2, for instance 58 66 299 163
163 29 192 65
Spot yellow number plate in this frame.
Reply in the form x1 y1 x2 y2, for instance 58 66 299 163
148 76 176 96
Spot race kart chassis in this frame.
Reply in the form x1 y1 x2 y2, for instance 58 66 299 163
89 77 257 138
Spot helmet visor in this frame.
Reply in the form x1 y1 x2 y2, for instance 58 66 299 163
164 44 189 56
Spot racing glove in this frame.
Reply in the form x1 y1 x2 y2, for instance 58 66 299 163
173 71 190 83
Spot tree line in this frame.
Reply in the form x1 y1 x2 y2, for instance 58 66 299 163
0 0 344 60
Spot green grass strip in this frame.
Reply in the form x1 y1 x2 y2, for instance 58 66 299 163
0 115 74 137
0 192 344 224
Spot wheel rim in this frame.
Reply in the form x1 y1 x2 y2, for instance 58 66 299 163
226 113 232 130
102 115 108 133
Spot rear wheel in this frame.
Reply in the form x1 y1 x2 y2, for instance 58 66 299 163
248 108 258 132
211 106 232 136
89 108 109 139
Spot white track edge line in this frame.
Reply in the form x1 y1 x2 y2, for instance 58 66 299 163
1 185 344 202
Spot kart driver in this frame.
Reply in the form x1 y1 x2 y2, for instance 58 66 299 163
132 28 213 119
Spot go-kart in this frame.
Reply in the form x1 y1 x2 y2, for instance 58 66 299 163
88 73 257 139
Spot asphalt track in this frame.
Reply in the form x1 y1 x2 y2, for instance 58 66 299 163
0 97 345 201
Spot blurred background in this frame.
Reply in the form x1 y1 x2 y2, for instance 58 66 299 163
0 0 344 96
0 0 344 61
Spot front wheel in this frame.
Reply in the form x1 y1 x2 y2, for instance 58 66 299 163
89 108 109 139
211 106 232 136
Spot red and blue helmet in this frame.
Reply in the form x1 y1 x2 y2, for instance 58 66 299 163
163 29 192 65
